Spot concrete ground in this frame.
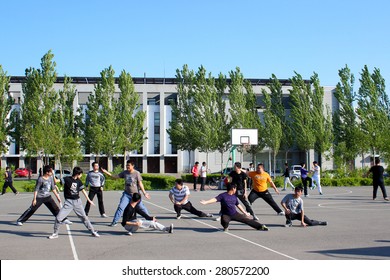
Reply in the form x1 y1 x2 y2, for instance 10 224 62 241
0 186 389 260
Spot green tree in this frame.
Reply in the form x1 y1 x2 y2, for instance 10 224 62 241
262 77 283 175
333 65 359 169
227 68 264 164
0 65 12 155
20 50 58 167
356 65 390 163
84 66 117 160
289 72 316 164
116 70 147 166
53 76 82 172
168 65 200 169
310 73 333 161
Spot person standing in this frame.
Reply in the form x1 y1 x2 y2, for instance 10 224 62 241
191 162 200 191
282 163 295 191
48 167 99 239
84 162 108 218
367 158 389 201
281 186 327 227
227 162 257 220
1 167 18 195
200 162 207 191
102 160 150 227
169 179 213 219
311 161 323 195
122 193 173 235
200 183 269 232
16 165 71 226
247 163 285 215
300 163 312 197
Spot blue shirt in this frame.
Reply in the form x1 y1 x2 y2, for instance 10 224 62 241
216 192 239 216
300 167 309 179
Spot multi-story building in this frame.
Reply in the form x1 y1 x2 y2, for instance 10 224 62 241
3 76 338 174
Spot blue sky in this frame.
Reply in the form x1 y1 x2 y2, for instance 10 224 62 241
1 0 389 88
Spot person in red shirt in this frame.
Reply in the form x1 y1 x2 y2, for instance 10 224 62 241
191 162 200 191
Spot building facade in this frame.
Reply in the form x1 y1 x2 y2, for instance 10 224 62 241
3 76 338 174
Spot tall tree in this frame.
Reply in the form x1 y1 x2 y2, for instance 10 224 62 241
289 72 316 164
168 65 200 169
227 68 264 164
333 65 359 169
116 70 147 165
52 76 82 171
310 73 333 162
20 50 58 166
0 65 12 155
356 65 390 163
262 77 283 175
84 66 117 159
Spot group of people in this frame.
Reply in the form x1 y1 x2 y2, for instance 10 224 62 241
12 160 331 239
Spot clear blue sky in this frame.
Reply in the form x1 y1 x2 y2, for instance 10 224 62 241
1 0 389 88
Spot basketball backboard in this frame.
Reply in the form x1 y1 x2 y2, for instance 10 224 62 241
231 128 258 146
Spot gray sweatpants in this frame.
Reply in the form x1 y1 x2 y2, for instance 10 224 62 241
124 219 168 233
54 198 95 234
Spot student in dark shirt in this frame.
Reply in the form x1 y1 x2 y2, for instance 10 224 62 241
367 158 388 201
2 166 18 195
121 193 173 235
48 167 99 239
227 162 257 220
200 183 269 232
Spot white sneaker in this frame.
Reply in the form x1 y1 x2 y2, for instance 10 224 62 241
92 231 100 237
253 215 259 221
176 215 182 220
64 219 72 225
16 221 23 226
48 233 58 239
101 214 108 218
206 213 214 218
278 211 285 216
214 216 221 222
127 231 133 236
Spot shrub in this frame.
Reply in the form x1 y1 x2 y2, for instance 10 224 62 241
141 174 176 190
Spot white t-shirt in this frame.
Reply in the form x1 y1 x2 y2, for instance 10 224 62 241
200 166 207 178
313 165 320 177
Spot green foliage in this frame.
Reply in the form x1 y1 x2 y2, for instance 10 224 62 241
116 70 146 157
289 73 316 157
141 174 176 190
20 50 58 163
0 65 12 155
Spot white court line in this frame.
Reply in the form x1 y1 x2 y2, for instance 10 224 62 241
59 202 79 260
144 200 298 260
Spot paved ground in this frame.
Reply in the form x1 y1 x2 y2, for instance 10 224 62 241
0 186 389 260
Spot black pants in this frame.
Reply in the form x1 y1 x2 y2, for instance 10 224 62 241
200 177 206 191
85 187 105 215
193 176 199 190
248 189 283 214
236 190 255 216
2 181 17 194
221 212 264 230
373 180 388 199
301 177 312 196
286 212 321 226
18 196 64 223
174 201 208 217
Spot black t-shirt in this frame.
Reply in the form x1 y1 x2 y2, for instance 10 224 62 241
369 165 384 182
62 176 85 199
283 167 290 177
121 203 153 227
228 171 247 190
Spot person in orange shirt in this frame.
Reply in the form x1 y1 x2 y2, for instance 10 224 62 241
247 163 285 216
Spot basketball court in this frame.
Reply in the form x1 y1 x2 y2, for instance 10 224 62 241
0 186 389 260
